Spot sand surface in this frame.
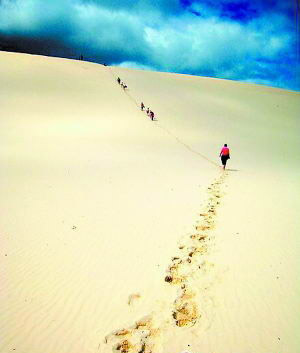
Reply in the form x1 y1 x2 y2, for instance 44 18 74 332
1 51 299 353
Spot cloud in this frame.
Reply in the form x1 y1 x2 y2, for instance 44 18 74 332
70 3 148 63
83 0 183 15
142 13 296 79
117 61 157 72
0 0 75 35
0 0 298 90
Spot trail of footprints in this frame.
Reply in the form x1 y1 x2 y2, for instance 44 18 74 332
105 172 228 352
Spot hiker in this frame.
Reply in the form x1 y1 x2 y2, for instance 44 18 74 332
123 84 127 90
121 82 124 88
220 144 230 169
117 77 121 84
150 111 155 121
141 102 145 111
146 108 150 115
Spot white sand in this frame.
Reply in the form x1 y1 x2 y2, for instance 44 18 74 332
1 51 299 353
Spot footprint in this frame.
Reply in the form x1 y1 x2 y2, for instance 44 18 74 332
105 316 162 353
173 289 199 327
128 293 141 306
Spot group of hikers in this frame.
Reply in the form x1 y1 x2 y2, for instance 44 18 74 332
117 77 127 90
117 77 155 121
116 76 230 169
140 102 155 121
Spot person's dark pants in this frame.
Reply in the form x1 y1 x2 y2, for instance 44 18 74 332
221 155 229 167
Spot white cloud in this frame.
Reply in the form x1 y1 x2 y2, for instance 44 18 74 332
116 61 156 71
142 13 292 76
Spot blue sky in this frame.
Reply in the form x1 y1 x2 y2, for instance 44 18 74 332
0 0 299 90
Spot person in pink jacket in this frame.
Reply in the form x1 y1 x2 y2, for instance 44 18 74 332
220 144 230 169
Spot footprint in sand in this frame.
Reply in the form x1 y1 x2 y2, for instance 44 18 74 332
173 288 199 327
128 293 141 306
105 316 162 353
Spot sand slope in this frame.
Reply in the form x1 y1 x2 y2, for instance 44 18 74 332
1 51 299 353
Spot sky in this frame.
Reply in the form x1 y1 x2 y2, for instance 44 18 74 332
0 0 299 91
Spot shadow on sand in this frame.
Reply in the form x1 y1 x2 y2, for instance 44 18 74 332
226 168 240 172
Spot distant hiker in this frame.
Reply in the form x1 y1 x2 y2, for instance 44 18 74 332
117 77 121 84
146 108 150 115
150 111 155 121
123 84 127 90
220 144 230 169
141 102 145 111
121 82 124 88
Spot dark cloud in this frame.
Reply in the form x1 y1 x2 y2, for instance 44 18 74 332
0 0 298 90
0 33 74 57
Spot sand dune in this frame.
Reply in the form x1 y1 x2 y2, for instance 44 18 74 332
1 51 299 353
